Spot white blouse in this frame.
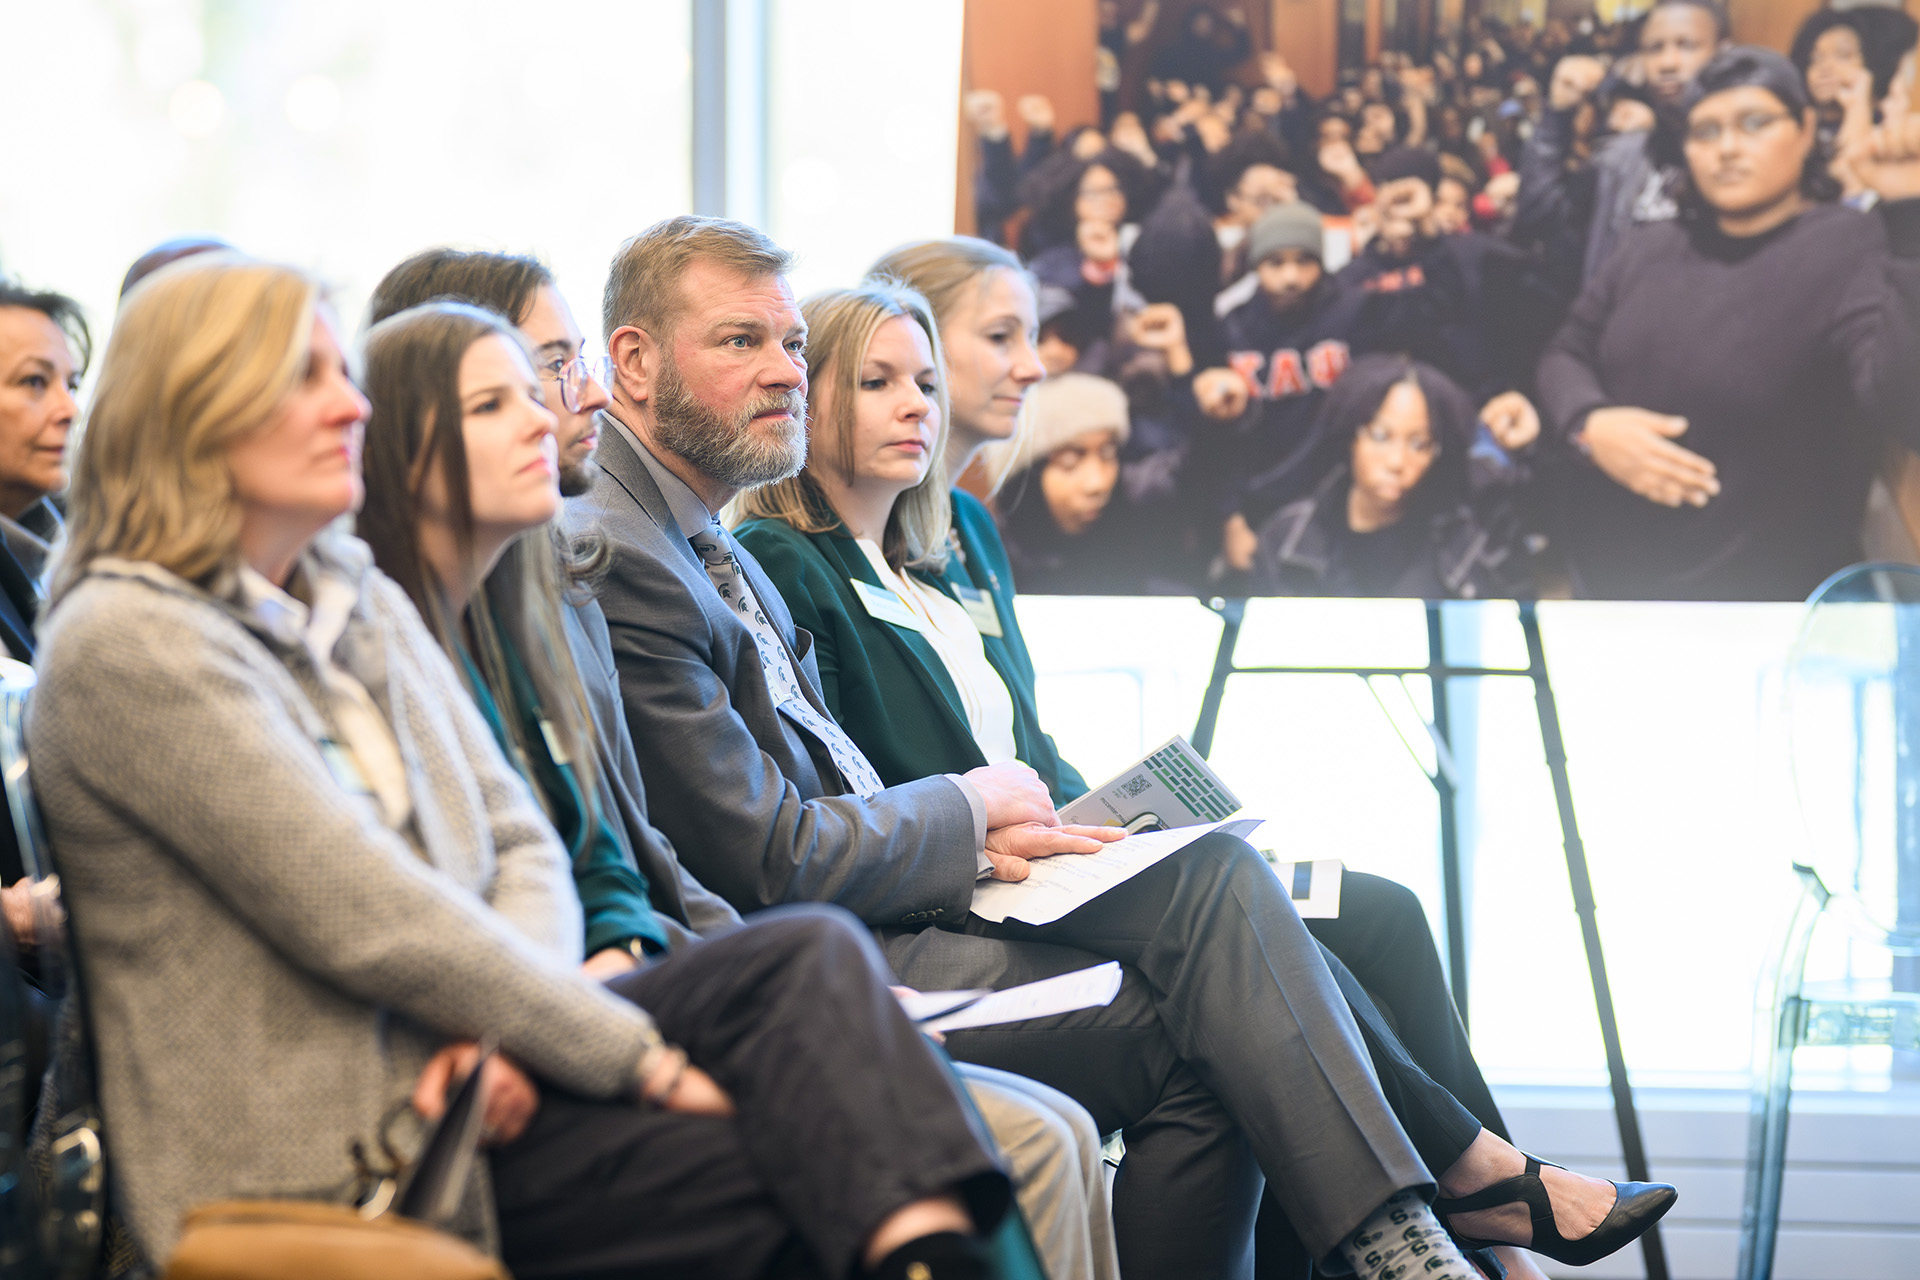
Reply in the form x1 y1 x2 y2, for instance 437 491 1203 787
854 539 1020 766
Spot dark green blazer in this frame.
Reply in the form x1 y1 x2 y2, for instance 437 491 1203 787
734 491 1088 807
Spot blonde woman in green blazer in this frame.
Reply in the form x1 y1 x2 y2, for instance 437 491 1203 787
735 261 1673 1280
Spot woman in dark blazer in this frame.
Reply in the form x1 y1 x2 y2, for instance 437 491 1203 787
736 273 1672 1280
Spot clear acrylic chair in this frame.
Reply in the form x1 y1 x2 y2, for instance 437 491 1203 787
1737 564 1920 1280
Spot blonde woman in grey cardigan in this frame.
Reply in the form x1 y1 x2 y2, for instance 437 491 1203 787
29 255 1014 1280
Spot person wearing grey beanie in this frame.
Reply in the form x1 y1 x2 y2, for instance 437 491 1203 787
1243 199 1325 269
1186 202 1371 576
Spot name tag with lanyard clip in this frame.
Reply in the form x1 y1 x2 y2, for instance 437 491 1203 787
951 584 1004 638
851 578 928 633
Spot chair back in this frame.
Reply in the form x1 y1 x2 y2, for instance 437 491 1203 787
1783 563 1920 950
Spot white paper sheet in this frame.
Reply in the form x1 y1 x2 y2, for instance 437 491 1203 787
895 988 992 1023
920 962 1124 1034
969 818 1264 926
1261 856 1345 919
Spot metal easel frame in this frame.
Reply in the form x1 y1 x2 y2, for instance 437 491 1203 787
1190 597 1670 1280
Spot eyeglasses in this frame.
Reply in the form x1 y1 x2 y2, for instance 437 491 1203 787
1684 110 1793 147
538 354 614 414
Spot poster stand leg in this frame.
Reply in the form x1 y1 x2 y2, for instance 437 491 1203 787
1192 597 1669 1280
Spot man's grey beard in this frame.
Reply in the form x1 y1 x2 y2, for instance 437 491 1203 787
651 351 808 492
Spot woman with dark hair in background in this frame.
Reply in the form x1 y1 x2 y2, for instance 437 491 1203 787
1792 6 1919 134
1251 354 1524 599
0 280 88 660
0 278 86 901
1539 45 1920 600
1018 145 1160 258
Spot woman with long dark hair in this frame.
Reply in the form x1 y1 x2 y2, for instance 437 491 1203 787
1251 354 1525 599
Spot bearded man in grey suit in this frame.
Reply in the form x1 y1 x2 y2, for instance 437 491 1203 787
363 245 1123 1280
575 215 1489 1280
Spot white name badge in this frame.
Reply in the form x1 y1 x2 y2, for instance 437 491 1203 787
851 578 927 633
952 584 1004 638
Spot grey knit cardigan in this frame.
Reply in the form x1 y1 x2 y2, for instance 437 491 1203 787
26 534 660 1261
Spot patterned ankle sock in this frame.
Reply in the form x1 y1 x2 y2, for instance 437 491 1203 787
1341 1190 1482 1280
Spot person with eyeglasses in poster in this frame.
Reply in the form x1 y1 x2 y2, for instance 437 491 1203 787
1539 45 1920 601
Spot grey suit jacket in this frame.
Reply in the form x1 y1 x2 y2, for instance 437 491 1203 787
574 421 979 933
561 594 741 939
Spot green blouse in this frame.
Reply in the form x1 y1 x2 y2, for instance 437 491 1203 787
457 633 668 958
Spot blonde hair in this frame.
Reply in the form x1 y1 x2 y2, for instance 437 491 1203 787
866 237 1028 336
52 254 319 604
733 281 951 572
602 215 794 345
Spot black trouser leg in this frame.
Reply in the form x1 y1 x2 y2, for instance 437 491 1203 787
494 906 1007 1280
1307 872 1511 1143
1317 940 1485 1178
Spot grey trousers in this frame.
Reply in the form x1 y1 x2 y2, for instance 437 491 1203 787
883 831 1431 1276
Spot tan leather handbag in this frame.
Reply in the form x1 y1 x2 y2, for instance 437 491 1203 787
164 1200 509 1280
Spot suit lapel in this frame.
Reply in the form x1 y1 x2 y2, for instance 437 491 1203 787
589 415 705 578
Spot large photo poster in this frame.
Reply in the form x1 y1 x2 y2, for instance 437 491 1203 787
953 0 1920 601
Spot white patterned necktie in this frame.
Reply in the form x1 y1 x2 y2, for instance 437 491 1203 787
690 522 885 797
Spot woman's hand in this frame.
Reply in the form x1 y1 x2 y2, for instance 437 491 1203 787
413 1041 540 1146
644 1056 736 1117
983 822 1125 881
582 946 640 981
1581 407 1719 508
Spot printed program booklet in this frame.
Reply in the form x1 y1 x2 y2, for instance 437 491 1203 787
1057 734 1242 829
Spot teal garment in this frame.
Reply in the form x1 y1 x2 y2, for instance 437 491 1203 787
943 490 1090 804
732 495 1087 808
457 640 668 957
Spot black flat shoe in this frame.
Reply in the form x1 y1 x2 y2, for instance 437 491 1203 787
1432 1155 1677 1268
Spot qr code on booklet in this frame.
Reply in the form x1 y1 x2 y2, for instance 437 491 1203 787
1119 774 1152 799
